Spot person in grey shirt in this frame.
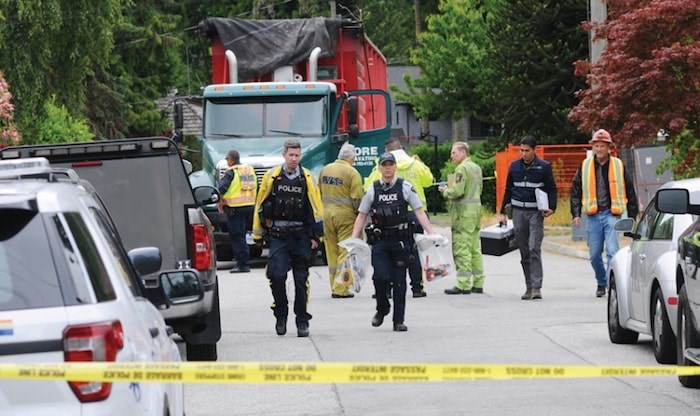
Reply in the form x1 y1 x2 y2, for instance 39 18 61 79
352 153 437 332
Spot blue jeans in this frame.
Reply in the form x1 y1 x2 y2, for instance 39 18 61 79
586 210 620 286
227 206 253 268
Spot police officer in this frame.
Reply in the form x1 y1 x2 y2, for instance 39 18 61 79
364 138 434 298
352 153 437 332
439 142 485 294
217 149 257 273
253 139 323 337
319 143 364 298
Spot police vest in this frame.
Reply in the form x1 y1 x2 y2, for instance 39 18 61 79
371 179 409 229
581 157 626 215
222 165 257 207
270 173 308 222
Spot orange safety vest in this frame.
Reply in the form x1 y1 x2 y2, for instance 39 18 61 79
222 164 257 207
581 156 626 215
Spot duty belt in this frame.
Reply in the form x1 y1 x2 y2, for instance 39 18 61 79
269 226 307 239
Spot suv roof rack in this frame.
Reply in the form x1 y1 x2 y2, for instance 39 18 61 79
0 157 83 185
0 158 52 180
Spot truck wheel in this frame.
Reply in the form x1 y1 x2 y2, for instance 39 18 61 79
652 287 676 364
186 342 217 361
314 244 328 266
249 244 262 259
607 276 639 344
677 285 700 388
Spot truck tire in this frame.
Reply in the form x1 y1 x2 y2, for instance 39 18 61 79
186 342 217 361
314 243 328 266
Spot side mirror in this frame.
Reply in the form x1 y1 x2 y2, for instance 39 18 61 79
346 96 358 138
159 269 204 303
173 101 184 131
656 188 690 214
613 218 634 232
128 247 162 277
194 185 220 205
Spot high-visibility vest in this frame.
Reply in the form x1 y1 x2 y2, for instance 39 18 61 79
222 164 257 207
581 157 626 215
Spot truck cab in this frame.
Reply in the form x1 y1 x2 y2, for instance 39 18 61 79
187 17 392 262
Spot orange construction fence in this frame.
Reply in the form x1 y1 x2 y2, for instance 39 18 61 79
495 144 596 212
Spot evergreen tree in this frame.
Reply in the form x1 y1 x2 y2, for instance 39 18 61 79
485 0 588 144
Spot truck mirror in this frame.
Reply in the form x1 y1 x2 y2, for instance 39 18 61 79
346 96 358 126
194 185 220 205
173 101 184 130
346 96 359 138
160 269 204 303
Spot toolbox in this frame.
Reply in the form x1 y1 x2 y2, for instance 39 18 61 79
479 220 518 256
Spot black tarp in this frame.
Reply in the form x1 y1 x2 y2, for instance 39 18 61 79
198 17 346 80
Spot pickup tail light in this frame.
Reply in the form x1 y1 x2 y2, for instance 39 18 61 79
63 321 124 402
191 224 213 271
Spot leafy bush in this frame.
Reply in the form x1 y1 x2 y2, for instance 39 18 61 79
410 141 497 213
35 98 93 144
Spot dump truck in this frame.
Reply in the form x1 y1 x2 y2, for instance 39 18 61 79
180 17 392 261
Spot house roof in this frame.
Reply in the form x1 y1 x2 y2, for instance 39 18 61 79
155 91 202 137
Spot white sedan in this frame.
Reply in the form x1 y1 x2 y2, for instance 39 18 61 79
607 178 700 364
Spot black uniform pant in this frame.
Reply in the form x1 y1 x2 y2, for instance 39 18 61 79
372 236 411 324
267 233 313 325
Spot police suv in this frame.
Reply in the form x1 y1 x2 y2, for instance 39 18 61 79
0 158 194 415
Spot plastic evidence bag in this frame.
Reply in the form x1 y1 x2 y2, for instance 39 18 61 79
414 233 456 282
337 237 372 293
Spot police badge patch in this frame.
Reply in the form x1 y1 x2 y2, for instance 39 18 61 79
456 173 463 182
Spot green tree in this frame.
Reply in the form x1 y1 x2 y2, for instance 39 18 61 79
569 0 699 174
393 0 497 122
0 0 125 142
485 0 588 144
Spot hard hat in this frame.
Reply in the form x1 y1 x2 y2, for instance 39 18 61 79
590 129 613 145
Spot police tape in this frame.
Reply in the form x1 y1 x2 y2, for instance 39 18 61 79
2 362 700 383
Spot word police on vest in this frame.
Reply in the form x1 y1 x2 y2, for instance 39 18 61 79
378 194 399 202
278 185 303 193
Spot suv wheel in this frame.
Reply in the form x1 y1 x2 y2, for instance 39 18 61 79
677 285 700 388
607 277 639 344
186 342 217 361
651 287 676 364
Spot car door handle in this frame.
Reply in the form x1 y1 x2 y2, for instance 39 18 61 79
638 254 646 261
149 327 160 338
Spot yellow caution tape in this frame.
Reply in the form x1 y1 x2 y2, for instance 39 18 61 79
1 362 699 383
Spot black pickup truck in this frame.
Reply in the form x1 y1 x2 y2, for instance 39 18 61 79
0 137 222 361
656 185 700 388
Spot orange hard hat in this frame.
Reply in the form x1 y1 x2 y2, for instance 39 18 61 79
590 129 613 145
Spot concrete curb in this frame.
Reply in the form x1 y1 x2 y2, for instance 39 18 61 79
542 238 589 260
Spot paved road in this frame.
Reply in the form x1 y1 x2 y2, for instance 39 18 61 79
183 232 700 415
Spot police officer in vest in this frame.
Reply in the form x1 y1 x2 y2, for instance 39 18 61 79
252 139 323 337
218 149 257 273
571 129 639 297
352 153 437 332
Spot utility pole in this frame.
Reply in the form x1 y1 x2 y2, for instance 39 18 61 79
589 0 607 64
